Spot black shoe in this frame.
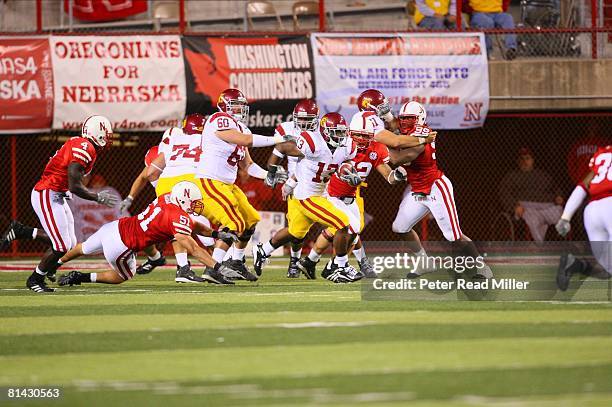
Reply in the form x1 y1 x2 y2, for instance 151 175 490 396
202 265 235 285
26 273 55 293
222 258 258 282
406 272 421 279
557 253 585 291
46 272 57 283
252 243 270 276
297 257 318 280
1 220 33 250
321 260 363 284
58 271 84 286
358 256 377 278
136 255 166 275
287 257 300 278
175 265 204 283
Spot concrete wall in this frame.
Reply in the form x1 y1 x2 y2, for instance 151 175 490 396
489 58 612 111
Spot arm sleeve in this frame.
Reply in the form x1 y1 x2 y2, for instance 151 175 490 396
416 0 435 16
561 185 588 221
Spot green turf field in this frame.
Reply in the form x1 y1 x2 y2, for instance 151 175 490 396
1 257 612 406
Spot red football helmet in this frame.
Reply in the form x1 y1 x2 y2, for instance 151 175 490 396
357 89 391 118
293 99 319 132
182 113 206 135
320 112 349 149
217 88 249 124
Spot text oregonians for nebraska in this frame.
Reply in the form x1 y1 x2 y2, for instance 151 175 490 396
54 39 182 103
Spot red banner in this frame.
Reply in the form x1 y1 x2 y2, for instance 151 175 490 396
64 0 147 22
0 38 54 133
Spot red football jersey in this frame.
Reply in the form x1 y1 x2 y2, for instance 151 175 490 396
328 141 389 197
587 145 612 202
403 142 443 194
144 145 159 167
118 194 192 251
34 137 97 192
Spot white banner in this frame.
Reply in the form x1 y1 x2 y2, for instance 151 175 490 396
50 35 186 131
311 33 489 129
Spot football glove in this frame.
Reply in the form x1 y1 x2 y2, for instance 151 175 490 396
264 165 289 188
119 196 133 213
97 190 119 208
212 228 239 242
389 166 407 183
339 166 361 187
555 218 571 237
282 178 297 201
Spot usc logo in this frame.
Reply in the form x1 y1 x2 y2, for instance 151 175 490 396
320 117 328 126
361 97 372 109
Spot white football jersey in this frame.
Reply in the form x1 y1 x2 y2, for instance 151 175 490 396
274 121 300 176
351 111 385 135
158 127 202 178
197 112 250 184
293 131 356 200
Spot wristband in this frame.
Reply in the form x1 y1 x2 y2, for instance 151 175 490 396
247 163 268 179
285 177 297 188
561 185 588 221
211 230 219 239
127 195 134 201
381 112 395 123
272 148 285 158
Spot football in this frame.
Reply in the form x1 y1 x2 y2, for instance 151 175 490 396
338 162 356 176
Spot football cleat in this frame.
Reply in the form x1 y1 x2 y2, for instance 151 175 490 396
321 260 363 284
175 265 204 283
26 274 55 293
136 255 166 275
474 264 494 280
58 271 84 286
252 243 270 276
202 266 235 285
222 258 258 282
358 256 377 278
556 253 586 292
46 272 57 283
1 220 33 250
287 257 300 278
297 256 318 280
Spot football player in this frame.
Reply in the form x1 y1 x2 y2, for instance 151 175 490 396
56 182 236 287
195 88 289 282
266 99 320 277
298 110 408 279
1 116 119 293
254 113 363 283
555 145 611 290
390 102 493 280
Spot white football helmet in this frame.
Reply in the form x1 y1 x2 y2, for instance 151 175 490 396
170 181 204 215
81 115 113 148
349 112 376 150
398 102 427 134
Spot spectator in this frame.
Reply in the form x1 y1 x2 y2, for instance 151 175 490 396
414 0 458 30
468 0 517 60
235 168 283 212
499 148 564 242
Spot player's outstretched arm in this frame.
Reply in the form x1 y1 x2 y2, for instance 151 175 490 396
174 234 217 269
376 163 407 185
216 129 288 148
146 154 166 183
120 167 149 213
273 140 304 158
375 129 436 149
555 171 594 237
68 163 118 207
388 145 425 166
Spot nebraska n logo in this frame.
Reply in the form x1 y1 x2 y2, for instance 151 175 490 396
464 102 483 121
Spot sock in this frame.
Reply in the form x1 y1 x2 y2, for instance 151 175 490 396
35 267 46 276
308 250 321 262
335 255 348 267
81 273 94 283
353 247 365 262
32 228 38 239
262 241 275 256
290 247 302 259
212 248 227 263
232 247 245 260
148 251 162 261
175 252 188 267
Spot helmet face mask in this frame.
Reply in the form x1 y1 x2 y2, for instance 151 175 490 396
357 89 391 118
350 130 373 151
320 113 348 149
293 99 319 132
398 102 427 134
217 89 249 124
398 115 418 134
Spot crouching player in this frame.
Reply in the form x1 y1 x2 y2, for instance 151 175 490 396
56 182 235 286
555 145 611 290
299 110 408 279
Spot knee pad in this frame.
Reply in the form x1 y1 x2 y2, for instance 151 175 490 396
322 229 334 243
238 227 256 242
